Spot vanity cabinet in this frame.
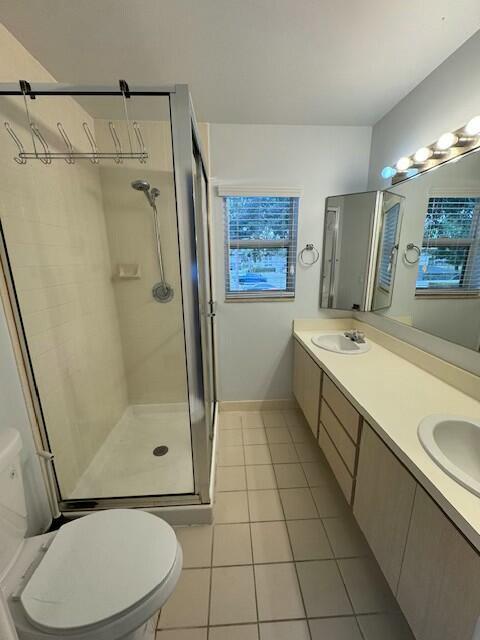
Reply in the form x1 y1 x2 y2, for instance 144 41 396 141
397 487 480 640
293 339 322 436
353 423 416 593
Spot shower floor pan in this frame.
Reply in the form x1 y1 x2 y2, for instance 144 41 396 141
71 404 194 499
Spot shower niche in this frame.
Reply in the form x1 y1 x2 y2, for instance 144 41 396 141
0 83 215 513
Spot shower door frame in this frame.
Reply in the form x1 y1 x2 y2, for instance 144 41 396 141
0 82 215 511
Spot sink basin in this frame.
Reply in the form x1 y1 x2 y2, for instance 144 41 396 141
418 415 480 497
311 332 370 355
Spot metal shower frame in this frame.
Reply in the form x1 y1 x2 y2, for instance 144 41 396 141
0 82 216 512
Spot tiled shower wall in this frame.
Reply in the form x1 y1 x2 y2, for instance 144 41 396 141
0 25 129 496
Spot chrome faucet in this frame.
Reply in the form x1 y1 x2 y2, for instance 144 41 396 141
344 329 366 344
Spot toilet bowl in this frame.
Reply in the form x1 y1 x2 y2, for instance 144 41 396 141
0 429 182 640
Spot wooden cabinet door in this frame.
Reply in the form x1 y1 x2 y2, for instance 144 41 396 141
353 423 416 593
397 487 480 640
302 351 322 437
293 340 305 409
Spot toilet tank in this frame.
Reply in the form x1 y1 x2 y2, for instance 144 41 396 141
0 429 28 578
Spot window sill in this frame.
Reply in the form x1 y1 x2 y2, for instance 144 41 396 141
415 290 480 299
225 296 295 303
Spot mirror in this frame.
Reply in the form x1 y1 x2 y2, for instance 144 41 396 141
373 151 480 352
321 191 380 311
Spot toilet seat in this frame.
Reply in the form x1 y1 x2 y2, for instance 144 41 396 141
20 509 179 635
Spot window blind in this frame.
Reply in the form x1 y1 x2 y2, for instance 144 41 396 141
416 196 480 293
378 203 400 291
223 195 299 299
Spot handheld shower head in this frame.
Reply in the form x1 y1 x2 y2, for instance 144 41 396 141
131 179 150 192
131 180 160 207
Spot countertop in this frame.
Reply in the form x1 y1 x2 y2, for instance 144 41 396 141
293 319 480 552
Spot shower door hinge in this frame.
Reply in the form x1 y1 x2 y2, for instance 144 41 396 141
206 300 216 318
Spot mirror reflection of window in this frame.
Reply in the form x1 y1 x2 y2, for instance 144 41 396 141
416 196 480 295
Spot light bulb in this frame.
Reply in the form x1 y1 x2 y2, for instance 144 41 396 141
381 166 397 179
465 116 480 136
396 156 412 172
414 147 433 163
436 132 458 150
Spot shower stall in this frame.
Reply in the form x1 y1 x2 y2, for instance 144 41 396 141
0 82 216 514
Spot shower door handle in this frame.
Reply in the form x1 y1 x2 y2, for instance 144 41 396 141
206 300 216 318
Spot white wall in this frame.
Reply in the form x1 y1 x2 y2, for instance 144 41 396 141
210 124 371 401
368 29 480 190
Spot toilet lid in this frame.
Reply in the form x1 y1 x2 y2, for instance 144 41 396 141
20 509 178 633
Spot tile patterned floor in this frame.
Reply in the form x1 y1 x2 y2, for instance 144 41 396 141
157 410 415 640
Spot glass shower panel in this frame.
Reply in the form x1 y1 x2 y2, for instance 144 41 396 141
0 93 194 501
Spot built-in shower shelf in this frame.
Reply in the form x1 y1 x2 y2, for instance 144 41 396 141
117 264 142 279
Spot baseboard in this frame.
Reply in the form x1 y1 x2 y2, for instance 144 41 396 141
219 398 298 412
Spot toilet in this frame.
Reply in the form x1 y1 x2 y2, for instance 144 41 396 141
0 428 182 640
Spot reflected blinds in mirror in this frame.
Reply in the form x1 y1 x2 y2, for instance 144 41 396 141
378 203 400 291
417 197 480 293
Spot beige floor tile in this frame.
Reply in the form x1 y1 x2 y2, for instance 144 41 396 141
209 625 259 640
246 465 277 490
210 566 257 625
218 446 245 467
302 461 332 486
251 521 292 563
248 490 284 522
243 428 268 445
156 629 208 640
296 560 352 618
311 484 349 517
295 442 322 462
242 412 264 428
260 620 310 640
174 525 213 568
255 563 304 621
338 557 397 614
279 488 317 519
213 523 252 566
220 429 243 447
357 613 415 640
220 412 242 429
288 427 315 444
244 444 271 465
215 491 249 523
273 463 307 488
309 617 362 640
287 519 333 560
282 409 305 428
216 466 247 492
266 427 292 444
323 516 369 558
268 443 298 463
159 568 210 628
262 410 286 427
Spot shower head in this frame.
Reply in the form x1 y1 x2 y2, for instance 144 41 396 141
131 179 160 207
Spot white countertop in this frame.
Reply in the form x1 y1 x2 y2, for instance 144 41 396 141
294 321 480 551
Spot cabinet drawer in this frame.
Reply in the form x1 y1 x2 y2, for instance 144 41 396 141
319 425 353 503
322 376 360 442
320 400 356 474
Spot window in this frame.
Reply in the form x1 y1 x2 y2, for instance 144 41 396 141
377 202 401 292
222 191 300 299
416 196 480 295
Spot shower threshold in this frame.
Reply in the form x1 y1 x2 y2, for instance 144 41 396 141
70 404 194 499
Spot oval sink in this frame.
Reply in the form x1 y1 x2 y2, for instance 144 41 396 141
311 332 370 355
418 415 480 497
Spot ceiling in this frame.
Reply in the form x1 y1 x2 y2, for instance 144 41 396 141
1 0 480 125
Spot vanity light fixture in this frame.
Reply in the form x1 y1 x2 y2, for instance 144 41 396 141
465 115 480 136
382 114 480 184
396 156 412 172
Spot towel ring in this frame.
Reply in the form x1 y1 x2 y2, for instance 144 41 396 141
299 243 319 266
404 243 421 265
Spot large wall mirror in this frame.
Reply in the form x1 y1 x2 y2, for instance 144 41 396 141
373 151 480 352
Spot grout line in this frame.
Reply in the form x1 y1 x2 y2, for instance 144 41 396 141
205 510 215 640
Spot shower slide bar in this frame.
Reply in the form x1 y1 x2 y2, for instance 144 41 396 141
3 79 148 165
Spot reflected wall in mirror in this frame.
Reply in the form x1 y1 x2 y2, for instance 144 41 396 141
321 191 379 311
373 151 480 351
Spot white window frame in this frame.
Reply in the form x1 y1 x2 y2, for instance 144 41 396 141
218 186 302 301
